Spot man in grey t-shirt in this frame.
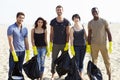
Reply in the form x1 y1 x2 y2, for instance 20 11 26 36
87 7 112 80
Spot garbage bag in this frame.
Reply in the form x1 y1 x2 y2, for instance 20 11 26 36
11 62 24 80
54 51 71 77
65 57 81 80
87 60 103 80
23 55 41 79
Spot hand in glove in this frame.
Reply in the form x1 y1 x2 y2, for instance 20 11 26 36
49 42 53 52
26 50 30 62
12 51 18 62
46 46 50 57
70 46 75 56
64 42 69 51
108 41 113 53
86 42 91 54
32 46 38 55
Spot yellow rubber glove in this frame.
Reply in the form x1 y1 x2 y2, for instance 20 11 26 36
32 46 38 55
86 42 91 54
12 51 18 62
46 46 50 57
49 42 53 52
64 42 69 51
109 41 112 53
70 46 75 56
26 50 30 62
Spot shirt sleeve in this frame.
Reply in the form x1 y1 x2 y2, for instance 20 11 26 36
88 21 91 30
24 28 28 38
50 20 54 27
66 20 71 26
7 26 13 36
104 19 109 29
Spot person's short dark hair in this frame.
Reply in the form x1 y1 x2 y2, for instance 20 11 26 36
91 7 99 13
72 14 81 21
16 12 25 18
56 5 63 9
34 17 47 30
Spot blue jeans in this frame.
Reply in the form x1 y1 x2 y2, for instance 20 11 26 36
8 51 25 80
74 45 86 72
37 47 46 73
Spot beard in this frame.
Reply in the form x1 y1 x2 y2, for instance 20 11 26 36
57 12 62 16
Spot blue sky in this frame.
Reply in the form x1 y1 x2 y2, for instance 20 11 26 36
0 0 120 24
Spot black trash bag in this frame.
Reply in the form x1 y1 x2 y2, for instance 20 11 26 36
11 62 24 80
65 57 81 80
23 55 41 79
54 51 71 77
87 60 103 80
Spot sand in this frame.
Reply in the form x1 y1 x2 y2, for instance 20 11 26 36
0 23 120 80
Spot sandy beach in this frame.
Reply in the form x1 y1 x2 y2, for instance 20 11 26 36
0 23 120 80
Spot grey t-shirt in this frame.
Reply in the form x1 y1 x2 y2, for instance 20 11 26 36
88 18 109 45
